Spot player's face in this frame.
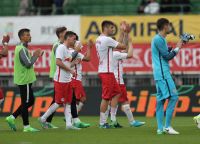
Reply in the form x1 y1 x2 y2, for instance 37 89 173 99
22 32 31 43
68 35 76 47
165 23 172 34
107 25 115 36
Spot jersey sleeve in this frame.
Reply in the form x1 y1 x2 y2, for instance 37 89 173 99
155 38 176 61
55 45 64 59
107 37 119 49
113 51 128 60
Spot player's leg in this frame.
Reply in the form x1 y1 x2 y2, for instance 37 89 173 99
45 86 58 129
0 88 4 105
193 114 200 129
99 73 112 128
23 84 39 132
109 74 121 127
6 84 29 131
64 82 80 130
39 81 61 129
155 80 165 134
75 81 86 112
164 78 179 134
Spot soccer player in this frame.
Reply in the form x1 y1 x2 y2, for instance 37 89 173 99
41 29 90 129
151 18 184 135
193 114 200 129
38 31 81 130
45 26 67 129
95 20 128 128
106 37 145 127
6 28 43 132
0 34 10 105
69 34 92 128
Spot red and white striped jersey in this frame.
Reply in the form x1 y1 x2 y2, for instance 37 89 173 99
113 51 128 84
54 44 72 83
96 35 119 73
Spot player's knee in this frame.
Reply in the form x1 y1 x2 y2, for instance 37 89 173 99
80 97 86 102
122 104 130 111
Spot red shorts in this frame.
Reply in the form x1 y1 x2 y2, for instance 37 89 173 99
118 84 128 103
0 88 4 100
54 81 73 104
98 73 121 100
71 79 86 100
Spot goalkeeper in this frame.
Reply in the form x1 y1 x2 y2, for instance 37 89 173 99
151 18 193 135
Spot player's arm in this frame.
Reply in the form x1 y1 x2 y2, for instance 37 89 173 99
156 39 182 61
0 45 8 58
126 41 133 59
19 48 42 68
116 22 130 50
0 34 10 58
82 40 93 62
56 46 75 75
56 58 74 73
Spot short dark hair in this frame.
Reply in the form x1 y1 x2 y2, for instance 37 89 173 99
56 26 67 38
156 18 170 31
64 31 76 40
74 33 79 40
18 28 30 39
101 20 115 31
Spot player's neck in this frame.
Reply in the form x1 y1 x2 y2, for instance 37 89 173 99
102 32 109 36
158 31 167 38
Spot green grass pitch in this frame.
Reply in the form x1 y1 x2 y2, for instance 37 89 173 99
0 116 199 144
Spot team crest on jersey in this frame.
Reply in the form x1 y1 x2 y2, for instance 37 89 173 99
61 98 64 102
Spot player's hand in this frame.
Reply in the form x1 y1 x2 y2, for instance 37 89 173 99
125 23 131 34
70 69 76 77
87 39 93 49
33 49 42 57
74 41 82 52
176 40 184 49
71 58 80 65
2 34 10 45
120 21 127 32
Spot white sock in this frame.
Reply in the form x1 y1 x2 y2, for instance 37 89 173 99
0 99 4 105
41 103 59 122
24 125 30 128
100 112 106 125
64 104 72 127
110 106 118 122
122 104 135 124
77 102 84 112
73 118 81 124
105 105 111 121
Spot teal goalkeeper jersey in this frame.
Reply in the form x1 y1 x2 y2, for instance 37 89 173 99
151 34 177 80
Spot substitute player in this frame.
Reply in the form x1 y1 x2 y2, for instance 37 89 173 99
38 31 81 130
6 28 43 132
95 20 129 128
152 18 185 135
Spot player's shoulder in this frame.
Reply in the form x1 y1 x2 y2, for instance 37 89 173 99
97 35 111 41
57 44 66 51
152 34 163 43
